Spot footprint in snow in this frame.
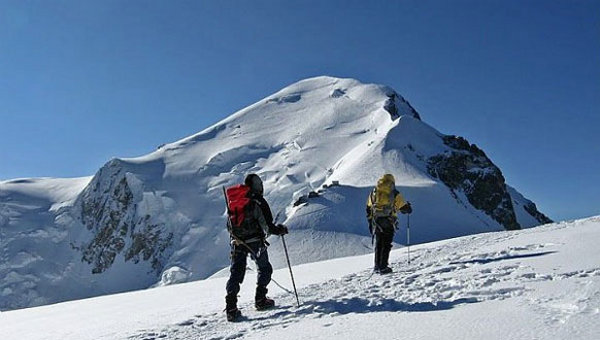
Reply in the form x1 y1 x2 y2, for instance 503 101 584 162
176 320 194 327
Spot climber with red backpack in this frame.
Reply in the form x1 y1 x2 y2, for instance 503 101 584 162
223 174 288 322
366 174 412 274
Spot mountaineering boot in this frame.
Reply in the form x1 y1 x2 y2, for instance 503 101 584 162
255 286 275 310
226 308 242 322
225 294 242 322
379 266 393 274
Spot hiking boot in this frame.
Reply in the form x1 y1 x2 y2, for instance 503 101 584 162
373 267 381 274
225 294 241 322
226 308 242 322
379 267 393 274
255 286 275 310
255 296 275 310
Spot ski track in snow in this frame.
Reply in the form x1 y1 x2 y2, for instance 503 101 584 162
126 228 600 340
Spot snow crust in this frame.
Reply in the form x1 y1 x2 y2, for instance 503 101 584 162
1 216 598 340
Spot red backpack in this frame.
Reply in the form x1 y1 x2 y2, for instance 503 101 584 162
224 184 253 231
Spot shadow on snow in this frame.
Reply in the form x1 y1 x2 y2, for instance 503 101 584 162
249 296 479 323
306 296 479 314
449 251 557 266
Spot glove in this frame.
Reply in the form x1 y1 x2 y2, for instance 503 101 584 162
271 224 288 235
278 224 289 235
400 202 412 214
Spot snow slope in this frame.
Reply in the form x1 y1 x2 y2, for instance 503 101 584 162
1 217 598 340
0 76 551 311
0 177 92 309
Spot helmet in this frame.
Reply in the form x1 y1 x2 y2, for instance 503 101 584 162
377 174 395 191
380 173 395 184
244 173 264 195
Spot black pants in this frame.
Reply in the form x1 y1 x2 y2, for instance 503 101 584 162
226 241 273 296
373 217 395 269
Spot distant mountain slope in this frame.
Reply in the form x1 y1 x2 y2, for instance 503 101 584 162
0 76 551 311
0 177 91 310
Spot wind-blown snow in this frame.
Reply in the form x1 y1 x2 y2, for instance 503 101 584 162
1 217 598 340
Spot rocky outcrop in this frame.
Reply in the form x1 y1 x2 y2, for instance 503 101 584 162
124 215 174 272
428 135 520 230
383 90 421 121
523 201 553 225
76 160 173 274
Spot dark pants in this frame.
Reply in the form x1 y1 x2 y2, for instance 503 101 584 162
373 217 395 269
226 240 273 296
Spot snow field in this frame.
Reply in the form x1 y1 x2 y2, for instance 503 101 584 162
3 216 595 340
127 217 600 340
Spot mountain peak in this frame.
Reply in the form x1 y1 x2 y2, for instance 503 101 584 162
0 76 548 311
267 75 421 121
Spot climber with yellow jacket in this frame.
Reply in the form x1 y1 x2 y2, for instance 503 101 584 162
366 174 412 274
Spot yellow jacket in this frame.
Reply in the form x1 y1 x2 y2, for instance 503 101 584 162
366 187 408 219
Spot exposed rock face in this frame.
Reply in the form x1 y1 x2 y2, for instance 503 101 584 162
428 135 520 230
383 90 421 121
77 160 173 274
524 201 553 225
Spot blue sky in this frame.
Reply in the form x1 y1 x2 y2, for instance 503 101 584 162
1 0 598 221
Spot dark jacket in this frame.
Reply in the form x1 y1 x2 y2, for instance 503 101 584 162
253 195 275 227
249 192 279 236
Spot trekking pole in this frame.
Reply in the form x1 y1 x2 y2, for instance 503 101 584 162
281 234 301 307
407 213 411 265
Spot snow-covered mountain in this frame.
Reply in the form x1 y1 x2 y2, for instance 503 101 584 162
2 216 598 340
0 76 551 311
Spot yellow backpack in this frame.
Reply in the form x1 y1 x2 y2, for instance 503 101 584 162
371 174 396 218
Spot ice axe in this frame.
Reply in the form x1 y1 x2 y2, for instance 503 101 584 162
274 211 301 307
281 234 300 307
407 212 411 265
